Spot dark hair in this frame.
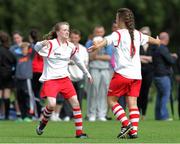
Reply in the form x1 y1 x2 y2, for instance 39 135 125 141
43 22 70 40
0 31 10 48
29 29 39 43
71 29 81 36
117 8 135 57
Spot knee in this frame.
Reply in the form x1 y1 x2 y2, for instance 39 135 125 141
69 96 80 108
48 100 56 110
107 97 117 108
71 100 80 108
127 100 138 109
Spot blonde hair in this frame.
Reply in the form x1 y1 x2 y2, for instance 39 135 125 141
20 42 30 49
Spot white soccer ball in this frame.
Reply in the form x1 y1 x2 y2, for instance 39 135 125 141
93 36 103 43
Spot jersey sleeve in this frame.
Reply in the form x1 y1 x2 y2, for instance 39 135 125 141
34 41 52 57
81 45 89 66
71 49 90 77
140 32 149 46
105 32 119 46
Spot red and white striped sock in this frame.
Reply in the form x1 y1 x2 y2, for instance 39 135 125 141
73 107 83 136
42 106 53 125
129 108 140 135
112 103 130 127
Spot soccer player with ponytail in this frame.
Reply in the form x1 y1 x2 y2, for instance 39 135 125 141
89 8 160 139
34 22 92 138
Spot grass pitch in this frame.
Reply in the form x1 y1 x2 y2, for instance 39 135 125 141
0 119 179 143
0 95 179 143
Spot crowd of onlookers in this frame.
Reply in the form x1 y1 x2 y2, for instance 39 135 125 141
0 23 180 122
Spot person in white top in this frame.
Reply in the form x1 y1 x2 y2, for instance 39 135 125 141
68 29 89 108
88 8 160 139
35 22 92 139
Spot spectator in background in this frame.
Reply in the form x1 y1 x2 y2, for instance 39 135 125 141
86 26 112 121
29 29 44 118
137 26 154 120
10 31 24 119
15 42 34 122
153 32 177 120
69 29 89 108
10 32 23 55
0 31 16 120
176 47 180 119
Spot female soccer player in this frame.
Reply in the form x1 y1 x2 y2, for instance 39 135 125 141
34 22 92 138
88 8 160 139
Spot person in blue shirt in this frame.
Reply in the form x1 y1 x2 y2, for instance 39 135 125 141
86 25 112 121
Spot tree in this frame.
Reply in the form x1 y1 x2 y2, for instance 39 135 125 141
0 0 179 48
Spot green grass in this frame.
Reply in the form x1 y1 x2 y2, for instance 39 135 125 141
0 99 180 143
1 88 180 143
0 120 180 143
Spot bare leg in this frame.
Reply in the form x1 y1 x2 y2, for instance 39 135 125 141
51 104 63 121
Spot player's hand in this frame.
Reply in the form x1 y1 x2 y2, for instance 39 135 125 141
175 75 180 82
41 40 50 47
171 53 178 59
87 73 93 84
87 44 99 53
156 36 161 46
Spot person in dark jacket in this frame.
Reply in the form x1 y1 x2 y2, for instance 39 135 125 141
29 29 43 118
175 47 180 119
153 32 177 120
0 31 16 120
138 26 154 120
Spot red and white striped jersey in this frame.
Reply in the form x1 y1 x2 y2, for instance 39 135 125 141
105 29 149 79
34 38 90 82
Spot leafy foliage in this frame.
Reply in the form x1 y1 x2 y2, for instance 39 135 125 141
0 0 179 47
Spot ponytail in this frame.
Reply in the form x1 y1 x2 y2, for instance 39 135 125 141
43 30 57 40
117 8 135 57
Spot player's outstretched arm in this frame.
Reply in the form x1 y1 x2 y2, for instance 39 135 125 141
87 39 107 52
149 36 161 46
34 40 51 57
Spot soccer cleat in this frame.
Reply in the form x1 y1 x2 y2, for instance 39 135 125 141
36 126 44 135
128 133 138 139
118 133 138 139
117 123 133 138
36 121 46 135
76 133 88 139
118 134 128 139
